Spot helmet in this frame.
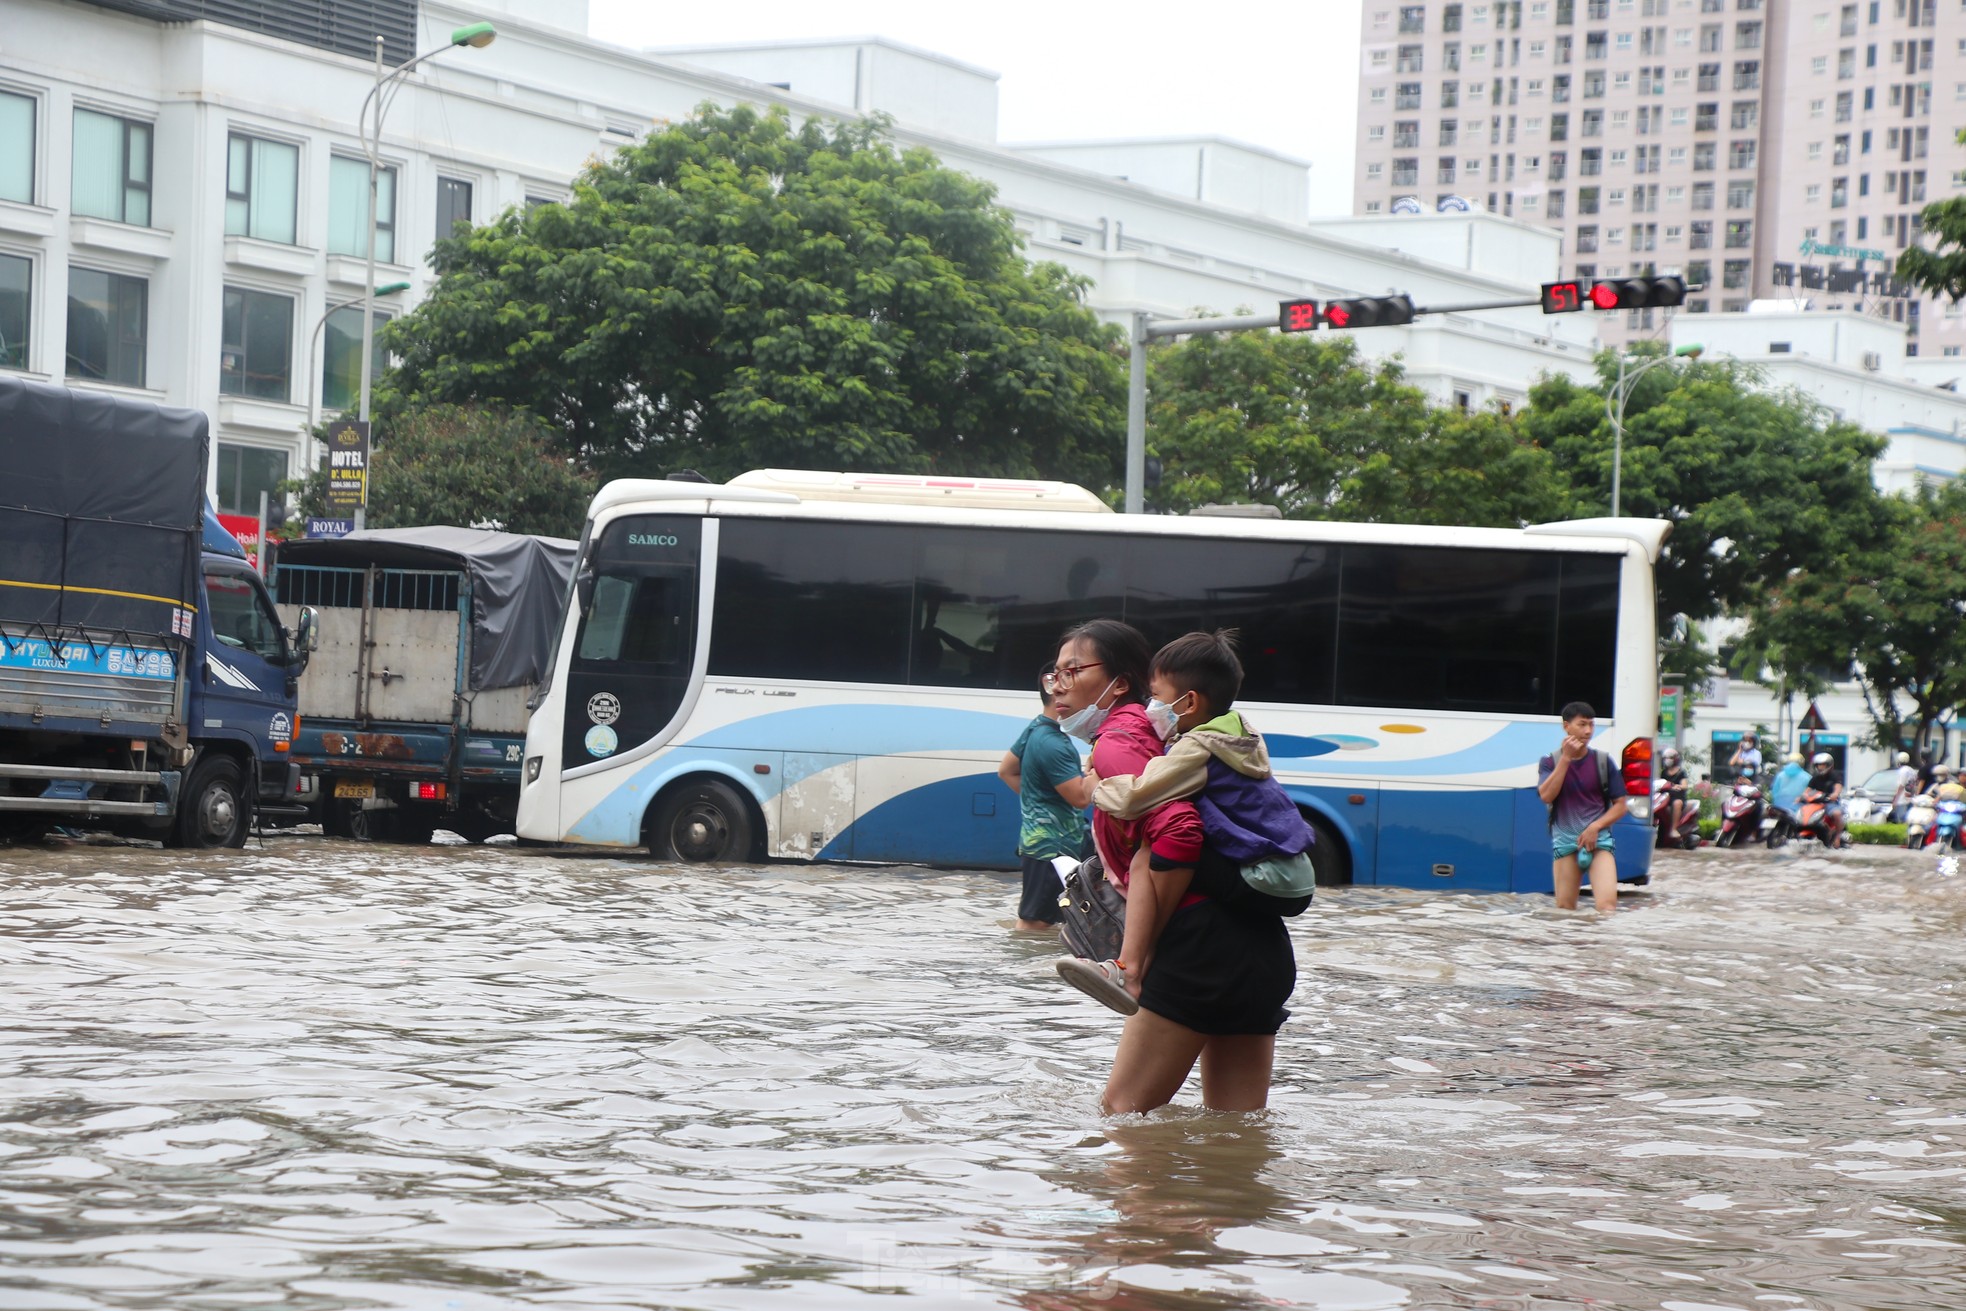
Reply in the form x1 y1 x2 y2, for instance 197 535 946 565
1786 751 1805 765
1898 751 1911 765
1663 747 1681 764
1938 764 1956 780
1743 732 1757 742
1810 752 1833 768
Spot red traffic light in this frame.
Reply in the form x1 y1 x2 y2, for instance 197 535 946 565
1589 283 1621 310
1279 299 1320 333
1321 295 1414 330
1324 303 1352 329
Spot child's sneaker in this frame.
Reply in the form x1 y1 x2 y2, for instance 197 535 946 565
1055 957 1138 1016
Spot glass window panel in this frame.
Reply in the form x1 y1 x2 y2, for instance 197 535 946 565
436 175 472 239
0 253 28 369
0 92 32 205
126 121 150 227
1123 535 1340 705
220 286 292 400
225 135 249 235
1335 546 1563 713
214 443 288 517
709 520 916 684
321 304 388 411
328 157 396 261
249 138 297 243
204 568 285 659
909 526 1124 690
1555 554 1619 716
66 266 146 387
71 109 123 220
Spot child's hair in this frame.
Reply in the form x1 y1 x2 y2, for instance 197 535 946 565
1559 700 1597 722
1151 630 1244 714
1057 619 1153 705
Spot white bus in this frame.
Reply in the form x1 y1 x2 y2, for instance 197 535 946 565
516 470 1667 894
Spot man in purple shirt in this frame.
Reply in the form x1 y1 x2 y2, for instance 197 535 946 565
1536 700 1628 914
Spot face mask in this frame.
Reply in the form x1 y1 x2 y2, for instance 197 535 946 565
1058 679 1118 742
1144 695 1189 743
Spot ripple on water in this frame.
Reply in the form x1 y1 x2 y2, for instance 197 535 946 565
0 838 1962 1308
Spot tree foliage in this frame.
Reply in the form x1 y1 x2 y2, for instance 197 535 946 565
1516 351 1891 626
294 405 595 539
1750 482 1966 751
380 104 1125 486
1145 331 1572 525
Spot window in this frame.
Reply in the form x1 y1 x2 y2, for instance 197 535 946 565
0 253 27 369
65 267 146 387
204 566 287 659
1728 140 1756 169
327 155 395 263
1396 82 1424 109
1725 219 1752 247
1368 125 1387 142
432 173 469 238
219 286 293 401
321 305 390 412
71 109 151 226
1807 182 1823 202
0 91 33 205
213 445 289 519
1813 55 1830 73
708 520 1618 715
1727 180 1755 207
224 133 299 244
1369 87 1388 104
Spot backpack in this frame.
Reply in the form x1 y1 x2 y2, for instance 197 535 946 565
1547 749 1618 830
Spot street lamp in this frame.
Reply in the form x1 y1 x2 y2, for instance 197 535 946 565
355 22 496 464
1607 342 1703 517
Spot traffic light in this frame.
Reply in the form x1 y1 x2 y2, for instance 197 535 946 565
1588 275 1688 310
1278 298 1320 333
1321 295 1416 330
1540 276 1688 313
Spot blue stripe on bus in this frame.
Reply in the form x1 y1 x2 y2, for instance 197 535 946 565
819 773 1022 867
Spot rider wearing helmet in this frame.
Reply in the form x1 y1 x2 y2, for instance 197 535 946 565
1936 763 1965 805
1729 732 1763 780
1891 750 1920 822
1808 751 1845 840
1660 746 1689 837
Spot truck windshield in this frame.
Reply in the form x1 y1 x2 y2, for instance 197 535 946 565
205 570 285 663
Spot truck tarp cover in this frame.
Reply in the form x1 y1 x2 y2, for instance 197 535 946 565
279 527 576 690
0 375 207 634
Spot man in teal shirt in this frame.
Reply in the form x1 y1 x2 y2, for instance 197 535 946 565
998 665 1094 930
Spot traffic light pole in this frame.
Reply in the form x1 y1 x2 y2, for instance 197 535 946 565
1121 293 1557 513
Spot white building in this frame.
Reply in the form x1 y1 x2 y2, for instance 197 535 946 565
0 0 1601 519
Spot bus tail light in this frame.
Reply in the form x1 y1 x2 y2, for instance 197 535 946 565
1622 738 1653 796
410 781 447 801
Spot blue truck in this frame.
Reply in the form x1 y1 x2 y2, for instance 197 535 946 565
0 376 317 846
273 528 574 843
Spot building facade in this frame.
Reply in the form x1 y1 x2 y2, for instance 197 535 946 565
0 0 1600 519
1353 0 1966 355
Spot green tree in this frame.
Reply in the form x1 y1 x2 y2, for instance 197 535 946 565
380 104 1125 486
1896 129 1966 304
1517 350 1892 628
1750 482 1966 752
294 405 595 539
1145 330 1572 525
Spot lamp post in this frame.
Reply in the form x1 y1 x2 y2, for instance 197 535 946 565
1607 343 1702 517
355 22 496 484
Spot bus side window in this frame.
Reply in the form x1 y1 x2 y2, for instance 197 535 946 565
577 574 686 667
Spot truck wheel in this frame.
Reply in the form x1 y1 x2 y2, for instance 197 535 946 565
170 756 248 849
649 779 755 863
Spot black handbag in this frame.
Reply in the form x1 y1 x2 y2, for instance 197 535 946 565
1057 852 1127 963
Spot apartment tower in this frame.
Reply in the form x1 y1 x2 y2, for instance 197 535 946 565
1355 0 1966 355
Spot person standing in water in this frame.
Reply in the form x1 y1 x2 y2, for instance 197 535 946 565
1536 701 1627 913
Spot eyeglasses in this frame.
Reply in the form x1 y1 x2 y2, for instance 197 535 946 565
1042 661 1104 691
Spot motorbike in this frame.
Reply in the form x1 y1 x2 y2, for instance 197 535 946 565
1653 780 1701 850
1905 792 1939 849
1714 776 1766 849
1769 787 1850 850
1929 797 1966 852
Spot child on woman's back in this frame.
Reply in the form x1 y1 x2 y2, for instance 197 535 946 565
1056 630 1317 1016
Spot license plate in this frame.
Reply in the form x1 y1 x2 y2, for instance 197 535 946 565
333 780 375 799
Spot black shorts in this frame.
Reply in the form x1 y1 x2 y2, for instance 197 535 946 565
1018 855 1065 924
1184 847 1313 918
1137 897 1296 1036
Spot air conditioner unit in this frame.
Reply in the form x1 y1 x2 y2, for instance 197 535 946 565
1861 351 1882 372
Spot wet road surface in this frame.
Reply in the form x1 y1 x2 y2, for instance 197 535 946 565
1 836 1962 1309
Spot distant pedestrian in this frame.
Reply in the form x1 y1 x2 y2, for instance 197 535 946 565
998 663 1092 930
1536 701 1626 914
1889 751 1918 824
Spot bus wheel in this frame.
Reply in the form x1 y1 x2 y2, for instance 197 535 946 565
650 780 755 863
1303 815 1351 887
169 756 248 849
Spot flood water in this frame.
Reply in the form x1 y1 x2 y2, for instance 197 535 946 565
1 837 1963 1310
